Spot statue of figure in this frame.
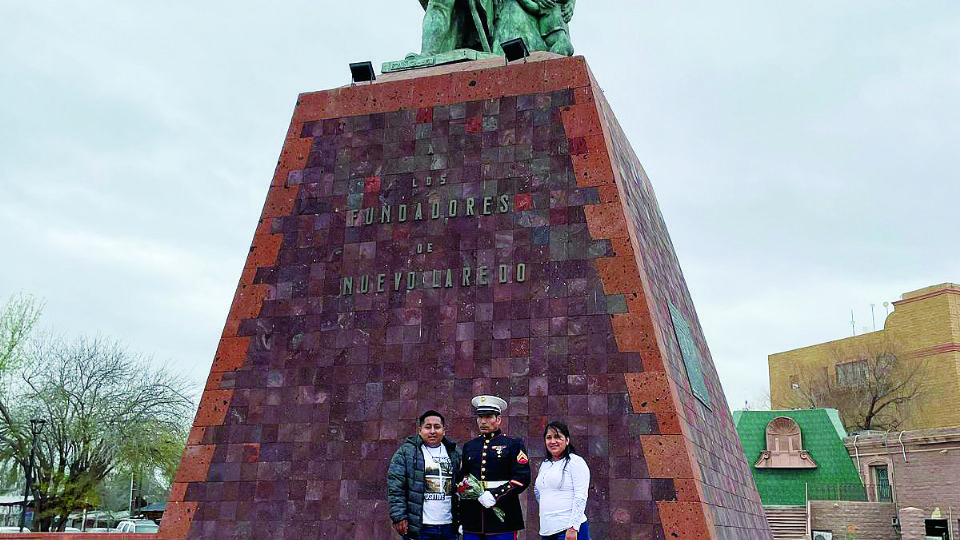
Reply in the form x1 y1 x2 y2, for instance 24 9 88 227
418 0 497 56
493 0 575 56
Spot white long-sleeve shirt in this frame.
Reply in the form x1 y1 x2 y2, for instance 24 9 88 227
534 454 589 536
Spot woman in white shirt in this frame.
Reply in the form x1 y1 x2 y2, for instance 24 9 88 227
534 421 590 540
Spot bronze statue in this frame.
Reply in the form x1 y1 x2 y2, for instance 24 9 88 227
416 0 574 57
418 0 497 56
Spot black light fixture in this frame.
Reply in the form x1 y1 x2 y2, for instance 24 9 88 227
18 418 46 532
501 38 530 62
349 61 376 83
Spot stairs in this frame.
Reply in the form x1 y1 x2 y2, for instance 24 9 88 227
764 505 808 540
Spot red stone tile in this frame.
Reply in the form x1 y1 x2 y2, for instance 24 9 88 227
570 148 616 187
167 482 188 503
210 336 251 373
560 103 604 138
657 501 713 540
510 338 530 357
204 371 225 391
158 501 198 539
674 478 702 502
584 201 629 239
571 146 615 187
543 56 590 91
244 234 282 269
568 136 588 155
272 139 312 187
193 389 233 426
242 443 261 463
515 192 533 210
625 372 674 414
641 435 695 479
186 426 205 445
293 91 335 123
597 255 644 295
573 86 595 105
228 283 269 323
261 185 300 219
597 184 621 204
466 116 483 134
174 445 215 483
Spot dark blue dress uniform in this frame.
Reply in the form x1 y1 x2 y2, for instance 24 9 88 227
460 429 531 535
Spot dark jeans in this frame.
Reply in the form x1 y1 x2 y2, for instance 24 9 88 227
542 521 589 540
419 523 458 540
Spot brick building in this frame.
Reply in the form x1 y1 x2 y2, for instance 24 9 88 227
769 283 960 430
843 426 960 540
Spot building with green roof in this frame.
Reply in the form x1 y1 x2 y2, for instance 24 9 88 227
733 408 864 506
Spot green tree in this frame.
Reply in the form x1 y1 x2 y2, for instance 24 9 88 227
0 332 194 531
0 293 44 378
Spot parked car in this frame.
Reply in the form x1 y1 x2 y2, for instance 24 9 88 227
113 519 159 533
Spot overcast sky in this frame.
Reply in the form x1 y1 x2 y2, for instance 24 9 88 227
1 1 957 410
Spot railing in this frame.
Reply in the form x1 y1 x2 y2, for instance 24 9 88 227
805 482 893 502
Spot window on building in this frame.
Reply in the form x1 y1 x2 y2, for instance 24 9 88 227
925 518 949 539
871 465 892 502
789 374 799 389
836 360 868 386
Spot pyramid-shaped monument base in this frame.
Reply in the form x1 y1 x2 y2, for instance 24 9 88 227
157 53 772 540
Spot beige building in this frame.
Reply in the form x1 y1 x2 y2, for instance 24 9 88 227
769 283 960 430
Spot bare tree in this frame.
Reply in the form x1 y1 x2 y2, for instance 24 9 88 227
789 339 925 432
0 334 194 531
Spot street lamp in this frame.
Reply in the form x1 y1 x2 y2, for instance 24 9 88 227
18 418 46 533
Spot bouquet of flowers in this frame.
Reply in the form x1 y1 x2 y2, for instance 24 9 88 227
457 474 506 522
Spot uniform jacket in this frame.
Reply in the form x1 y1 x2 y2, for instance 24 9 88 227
387 435 461 539
460 430 531 534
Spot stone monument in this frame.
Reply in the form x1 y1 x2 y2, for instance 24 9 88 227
154 10 774 540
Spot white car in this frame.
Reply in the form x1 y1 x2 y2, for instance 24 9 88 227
113 519 159 533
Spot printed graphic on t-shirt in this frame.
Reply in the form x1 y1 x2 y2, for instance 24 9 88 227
424 453 453 501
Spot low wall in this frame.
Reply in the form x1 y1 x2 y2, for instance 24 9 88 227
809 500 898 540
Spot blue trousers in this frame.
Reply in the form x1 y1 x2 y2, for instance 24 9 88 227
541 521 590 540
463 533 518 540
419 523 458 540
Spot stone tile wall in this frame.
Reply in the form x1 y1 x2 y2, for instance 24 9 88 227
149 54 772 540
809 501 898 540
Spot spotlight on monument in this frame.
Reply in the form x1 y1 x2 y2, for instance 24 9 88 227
349 61 376 83
501 38 529 63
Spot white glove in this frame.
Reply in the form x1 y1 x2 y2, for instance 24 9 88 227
478 491 496 508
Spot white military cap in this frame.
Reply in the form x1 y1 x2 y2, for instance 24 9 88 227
472 395 508 415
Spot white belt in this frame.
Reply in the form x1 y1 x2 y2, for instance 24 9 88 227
484 480 508 489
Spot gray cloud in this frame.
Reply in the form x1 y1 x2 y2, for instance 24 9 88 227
1 1 957 406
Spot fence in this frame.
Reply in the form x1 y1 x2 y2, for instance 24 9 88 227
806 482 893 502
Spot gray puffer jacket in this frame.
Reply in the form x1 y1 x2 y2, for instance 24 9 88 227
387 435 461 539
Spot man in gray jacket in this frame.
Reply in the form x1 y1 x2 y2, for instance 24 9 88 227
388 410 462 539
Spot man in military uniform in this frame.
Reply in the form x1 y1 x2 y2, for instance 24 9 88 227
460 395 531 540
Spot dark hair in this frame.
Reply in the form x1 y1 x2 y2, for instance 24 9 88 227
543 421 577 461
418 410 446 426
